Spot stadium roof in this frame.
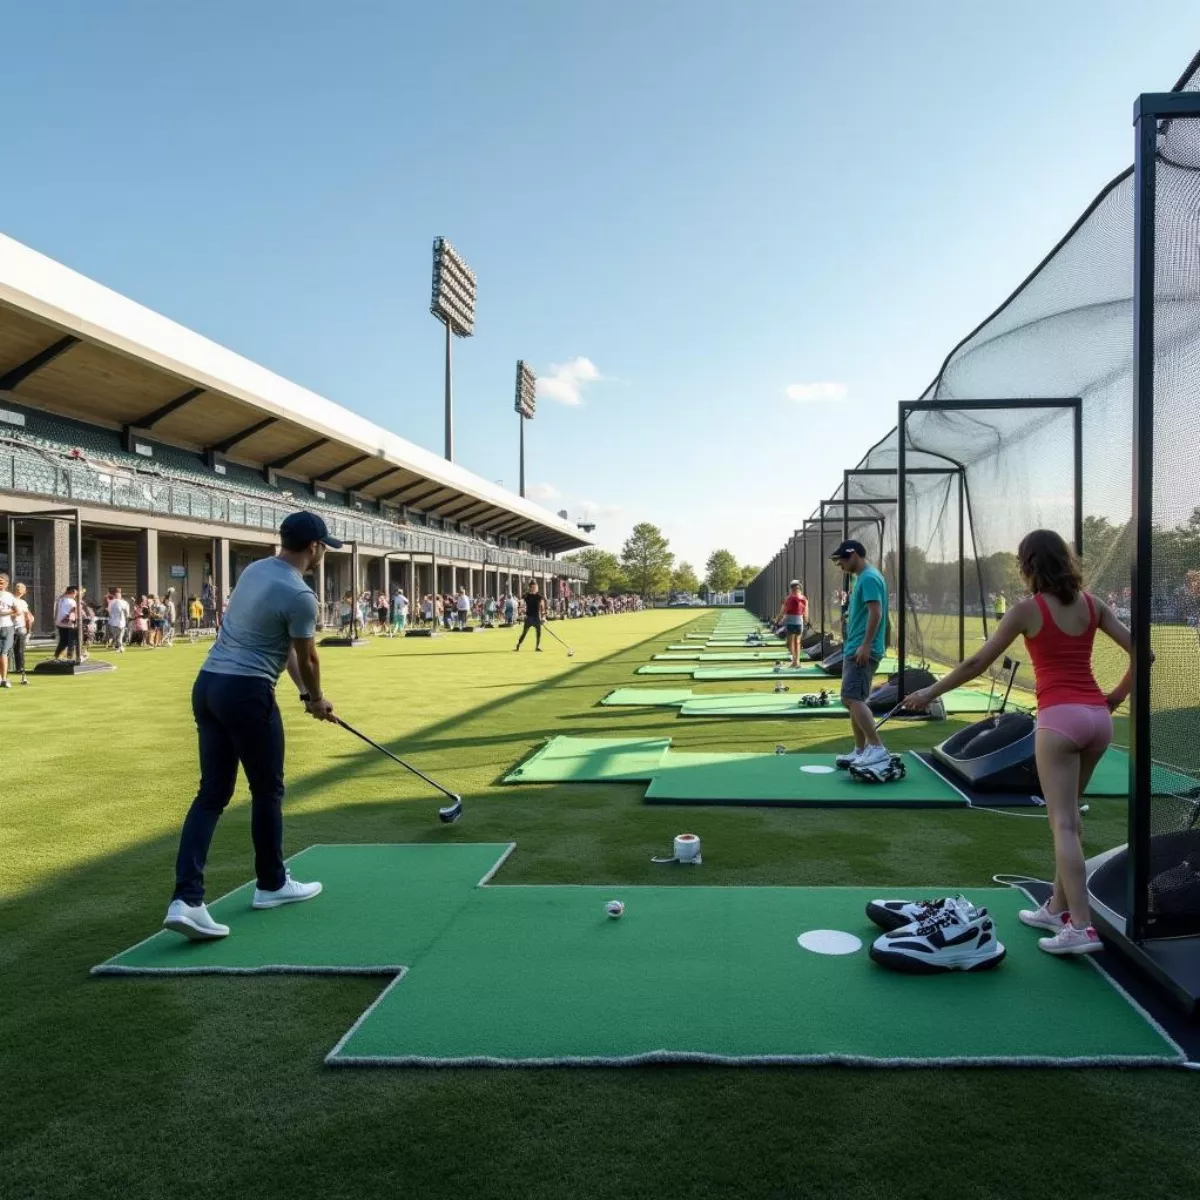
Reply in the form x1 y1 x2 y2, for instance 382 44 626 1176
0 234 590 553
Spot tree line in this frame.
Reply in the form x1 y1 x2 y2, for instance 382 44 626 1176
564 524 759 599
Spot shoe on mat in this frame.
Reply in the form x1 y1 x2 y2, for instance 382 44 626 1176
1018 900 1070 932
856 744 891 767
1039 923 1102 956
869 898 1005 973
866 894 977 932
252 874 322 910
163 899 230 940
835 748 863 770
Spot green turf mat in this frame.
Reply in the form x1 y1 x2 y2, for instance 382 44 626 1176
677 688 997 718
327 866 1181 1066
92 844 513 975
600 688 700 707
693 658 898 681
503 736 671 783
644 752 965 806
651 653 703 660
1084 746 1199 798
635 664 698 675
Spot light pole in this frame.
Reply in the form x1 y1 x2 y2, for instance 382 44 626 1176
430 237 477 462
514 359 536 497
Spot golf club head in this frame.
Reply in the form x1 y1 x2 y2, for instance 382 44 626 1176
438 796 464 824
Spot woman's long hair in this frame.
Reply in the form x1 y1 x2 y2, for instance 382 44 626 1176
1017 529 1082 605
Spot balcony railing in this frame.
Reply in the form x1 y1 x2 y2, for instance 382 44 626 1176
1 445 587 581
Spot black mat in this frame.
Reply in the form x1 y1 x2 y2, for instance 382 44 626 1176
911 752 1044 808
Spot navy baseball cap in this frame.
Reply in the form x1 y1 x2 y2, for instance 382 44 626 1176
280 511 343 549
830 539 866 562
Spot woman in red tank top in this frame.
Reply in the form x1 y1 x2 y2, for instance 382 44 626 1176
904 530 1135 958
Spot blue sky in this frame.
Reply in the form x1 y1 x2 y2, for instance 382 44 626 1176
2 2 1197 574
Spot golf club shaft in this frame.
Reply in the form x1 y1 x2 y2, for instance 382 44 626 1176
542 624 573 652
336 718 460 802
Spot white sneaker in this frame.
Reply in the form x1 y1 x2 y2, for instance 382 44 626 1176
163 899 230 940
1039 923 1103 956
252 873 322 909
1018 899 1070 932
856 744 891 767
835 748 864 770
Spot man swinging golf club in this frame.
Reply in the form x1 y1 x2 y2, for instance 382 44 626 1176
514 579 545 651
163 512 340 941
831 540 892 776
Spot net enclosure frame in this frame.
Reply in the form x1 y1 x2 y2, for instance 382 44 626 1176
895 398 1083 698
1114 88 1200 1012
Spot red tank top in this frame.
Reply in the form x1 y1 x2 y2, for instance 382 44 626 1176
1023 592 1106 709
784 593 806 617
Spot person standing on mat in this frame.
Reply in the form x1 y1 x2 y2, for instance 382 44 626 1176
902 529 1134 958
830 540 890 774
515 580 545 651
773 580 808 668
163 511 340 942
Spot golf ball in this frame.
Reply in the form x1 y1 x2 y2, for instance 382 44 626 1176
605 899 625 919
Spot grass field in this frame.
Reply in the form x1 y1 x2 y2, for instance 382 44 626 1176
4 609 1199 1200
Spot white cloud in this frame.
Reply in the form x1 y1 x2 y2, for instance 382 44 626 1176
527 482 561 501
785 381 848 403
537 357 602 407
579 498 623 517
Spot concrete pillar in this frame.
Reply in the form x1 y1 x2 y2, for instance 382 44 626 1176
211 537 231 616
316 553 326 626
30 518 69 635
136 528 159 598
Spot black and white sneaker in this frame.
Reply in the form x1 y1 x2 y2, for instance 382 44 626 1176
865 894 968 932
869 898 1006 973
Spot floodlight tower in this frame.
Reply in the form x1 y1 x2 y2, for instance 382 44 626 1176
430 237 477 461
514 359 536 497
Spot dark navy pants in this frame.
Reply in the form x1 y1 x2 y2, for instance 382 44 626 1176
173 670 287 905
516 617 542 648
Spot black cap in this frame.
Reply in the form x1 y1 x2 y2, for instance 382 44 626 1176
830 539 866 562
280 511 343 549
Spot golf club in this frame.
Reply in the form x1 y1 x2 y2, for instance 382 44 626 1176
335 718 463 823
542 623 575 656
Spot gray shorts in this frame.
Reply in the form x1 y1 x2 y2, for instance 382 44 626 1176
840 653 880 703
0 625 12 656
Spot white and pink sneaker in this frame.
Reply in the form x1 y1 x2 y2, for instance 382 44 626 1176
1039 923 1103 956
1018 900 1070 932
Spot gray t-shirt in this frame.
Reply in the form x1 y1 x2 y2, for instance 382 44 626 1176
202 557 317 682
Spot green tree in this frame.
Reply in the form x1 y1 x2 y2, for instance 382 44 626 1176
736 564 760 588
671 561 700 595
564 548 625 594
705 549 739 592
621 523 674 599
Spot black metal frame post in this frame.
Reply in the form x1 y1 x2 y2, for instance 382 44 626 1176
518 411 526 499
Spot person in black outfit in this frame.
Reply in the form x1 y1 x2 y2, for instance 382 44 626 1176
514 580 545 651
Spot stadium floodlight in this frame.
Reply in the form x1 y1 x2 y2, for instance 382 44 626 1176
430 237 477 461
514 359 536 497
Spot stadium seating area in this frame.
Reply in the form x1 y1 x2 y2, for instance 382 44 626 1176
0 402 583 579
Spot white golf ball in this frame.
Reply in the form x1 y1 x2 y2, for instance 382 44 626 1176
605 899 625 919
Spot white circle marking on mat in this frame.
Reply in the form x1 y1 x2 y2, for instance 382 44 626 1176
797 930 863 955
799 764 836 774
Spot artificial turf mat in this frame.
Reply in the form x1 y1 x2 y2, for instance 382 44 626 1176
676 688 997 718
643 752 966 806
502 736 671 782
601 688 704 706
1082 746 1198 798
635 663 700 675
693 658 898 681
100 844 1170 1068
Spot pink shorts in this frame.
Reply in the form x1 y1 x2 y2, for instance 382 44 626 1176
1036 704 1113 754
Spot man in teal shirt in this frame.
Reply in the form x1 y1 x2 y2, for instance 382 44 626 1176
830 540 891 773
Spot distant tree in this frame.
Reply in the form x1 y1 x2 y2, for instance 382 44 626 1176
736 564 760 588
565 548 625 594
671 561 700 595
622 523 674 599
705 549 739 592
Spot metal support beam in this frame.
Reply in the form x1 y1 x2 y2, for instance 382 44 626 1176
210 417 277 454
353 467 402 492
130 386 205 429
0 335 80 391
315 454 370 483
267 437 329 471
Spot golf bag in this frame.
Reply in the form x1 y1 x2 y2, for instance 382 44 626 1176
867 668 936 715
848 754 908 784
803 634 835 661
819 649 845 676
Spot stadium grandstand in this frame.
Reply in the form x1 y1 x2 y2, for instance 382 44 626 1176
0 234 590 634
